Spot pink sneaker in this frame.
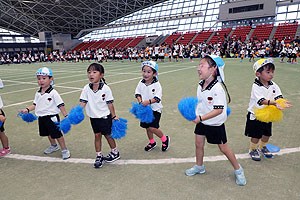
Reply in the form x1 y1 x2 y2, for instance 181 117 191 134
0 148 11 158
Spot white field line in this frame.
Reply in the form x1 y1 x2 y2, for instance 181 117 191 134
2 66 196 108
5 147 300 165
0 61 185 80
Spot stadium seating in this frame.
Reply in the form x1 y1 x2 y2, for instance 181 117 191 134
250 24 274 41
177 31 197 45
127 36 145 47
88 40 105 50
79 41 97 51
107 38 123 49
115 37 134 49
191 30 213 44
72 42 87 52
208 28 232 43
164 32 182 45
273 22 298 43
98 39 114 49
230 26 252 42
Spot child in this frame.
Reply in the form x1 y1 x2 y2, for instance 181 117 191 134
185 55 246 186
245 59 291 161
80 63 120 168
135 61 170 152
21 67 70 160
0 86 11 158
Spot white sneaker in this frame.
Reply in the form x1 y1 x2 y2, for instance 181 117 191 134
44 145 59 154
62 149 71 160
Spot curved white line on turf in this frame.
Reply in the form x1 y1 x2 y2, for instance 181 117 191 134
5 147 300 165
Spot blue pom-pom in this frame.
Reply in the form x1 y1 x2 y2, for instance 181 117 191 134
17 112 37 123
111 118 128 139
178 97 198 121
68 105 85 125
227 106 231 116
56 118 71 134
0 121 2 127
130 102 154 123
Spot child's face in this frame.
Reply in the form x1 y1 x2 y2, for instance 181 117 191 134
142 66 156 83
37 75 52 88
197 59 214 80
87 69 104 83
256 67 274 83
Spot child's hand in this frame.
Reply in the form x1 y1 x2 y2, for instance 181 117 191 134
192 115 201 124
113 116 120 121
275 102 284 110
141 101 150 107
19 108 28 114
0 115 6 123
283 101 292 108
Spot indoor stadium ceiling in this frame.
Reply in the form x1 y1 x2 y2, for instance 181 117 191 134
0 0 166 38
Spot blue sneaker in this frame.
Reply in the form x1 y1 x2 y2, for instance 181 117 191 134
235 165 246 186
185 165 206 176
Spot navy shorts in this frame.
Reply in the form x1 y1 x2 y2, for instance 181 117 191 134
90 115 112 135
38 114 63 139
245 112 272 139
0 110 5 132
140 111 161 129
194 122 227 144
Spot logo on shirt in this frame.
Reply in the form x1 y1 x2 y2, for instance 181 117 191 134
207 96 213 104
273 89 275 93
47 98 52 102
152 89 155 94
102 94 105 101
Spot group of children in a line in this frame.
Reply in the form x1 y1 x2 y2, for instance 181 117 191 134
0 56 292 186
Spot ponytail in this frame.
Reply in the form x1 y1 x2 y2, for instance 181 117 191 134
101 78 107 85
221 82 231 104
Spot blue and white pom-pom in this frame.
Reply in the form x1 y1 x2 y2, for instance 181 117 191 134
178 97 198 121
129 102 154 123
227 106 231 116
17 112 37 123
68 105 85 125
56 118 71 134
111 118 128 139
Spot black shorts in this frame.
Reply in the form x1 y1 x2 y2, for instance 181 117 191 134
90 115 112 135
194 123 227 144
245 112 272 139
0 110 5 132
140 111 161 129
38 114 62 139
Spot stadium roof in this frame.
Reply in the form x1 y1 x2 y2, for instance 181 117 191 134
0 0 166 38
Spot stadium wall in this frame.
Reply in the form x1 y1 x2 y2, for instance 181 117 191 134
219 0 276 21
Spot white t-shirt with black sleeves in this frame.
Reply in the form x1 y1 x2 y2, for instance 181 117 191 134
247 79 282 119
80 82 114 118
135 77 163 113
33 86 64 117
195 79 227 126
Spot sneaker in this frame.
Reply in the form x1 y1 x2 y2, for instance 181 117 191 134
144 142 157 152
0 148 11 158
94 156 103 168
104 151 120 163
44 145 59 154
235 165 246 186
162 136 170 152
260 146 273 158
185 165 206 176
61 149 71 160
249 149 261 161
